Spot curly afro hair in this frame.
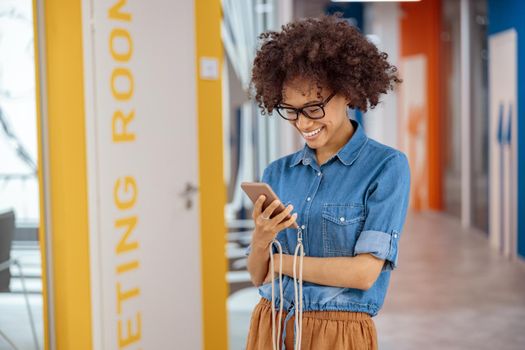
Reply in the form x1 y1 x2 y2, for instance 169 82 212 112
250 14 401 114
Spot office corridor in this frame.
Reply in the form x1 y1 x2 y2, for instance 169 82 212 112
375 211 525 349
228 211 525 349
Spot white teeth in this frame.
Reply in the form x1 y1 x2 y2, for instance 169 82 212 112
302 127 323 137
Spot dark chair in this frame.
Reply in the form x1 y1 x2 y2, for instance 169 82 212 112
0 210 14 292
0 210 40 350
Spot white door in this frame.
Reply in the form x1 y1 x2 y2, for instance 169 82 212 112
82 0 202 348
489 29 518 260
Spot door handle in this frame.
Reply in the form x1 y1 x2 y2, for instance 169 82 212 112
179 182 199 209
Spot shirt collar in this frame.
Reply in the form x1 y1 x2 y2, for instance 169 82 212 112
289 119 368 167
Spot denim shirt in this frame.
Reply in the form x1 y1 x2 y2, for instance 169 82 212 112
245 119 410 321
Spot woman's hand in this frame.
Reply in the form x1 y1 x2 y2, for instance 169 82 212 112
251 195 297 251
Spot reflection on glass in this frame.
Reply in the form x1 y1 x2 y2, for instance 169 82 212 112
0 1 44 349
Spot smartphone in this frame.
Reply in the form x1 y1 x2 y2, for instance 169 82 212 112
241 182 298 229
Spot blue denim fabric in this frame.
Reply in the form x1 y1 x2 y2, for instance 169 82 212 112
245 119 410 320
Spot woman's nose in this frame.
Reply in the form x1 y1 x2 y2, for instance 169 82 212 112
295 113 314 129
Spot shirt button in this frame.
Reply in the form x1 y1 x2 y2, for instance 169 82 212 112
317 171 322 176
306 197 311 201
340 217 345 222
393 233 398 238
301 225 306 230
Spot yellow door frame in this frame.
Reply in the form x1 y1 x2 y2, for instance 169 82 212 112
33 0 227 349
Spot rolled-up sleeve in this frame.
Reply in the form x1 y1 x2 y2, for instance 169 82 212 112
244 165 273 257
354 153 411 271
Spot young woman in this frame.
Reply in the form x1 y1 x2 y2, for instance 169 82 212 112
245 15 410 350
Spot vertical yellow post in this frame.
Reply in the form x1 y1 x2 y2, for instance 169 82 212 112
195 0 229 349
35 0 93 349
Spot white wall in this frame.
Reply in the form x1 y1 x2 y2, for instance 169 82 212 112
363 2 400 149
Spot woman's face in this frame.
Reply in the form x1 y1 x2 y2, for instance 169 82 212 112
281 79 351 151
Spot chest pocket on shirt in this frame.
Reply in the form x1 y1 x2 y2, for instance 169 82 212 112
322 203 365 256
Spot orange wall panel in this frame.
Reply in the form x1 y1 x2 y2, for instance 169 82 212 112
400 0 443 211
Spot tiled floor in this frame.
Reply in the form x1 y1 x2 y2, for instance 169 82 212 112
374 211 525 350
228 210 525 350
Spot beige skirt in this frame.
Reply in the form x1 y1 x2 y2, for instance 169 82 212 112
245 298 378 350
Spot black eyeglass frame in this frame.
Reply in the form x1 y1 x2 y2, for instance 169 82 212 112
275 92 337 121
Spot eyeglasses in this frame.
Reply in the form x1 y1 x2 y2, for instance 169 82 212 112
275 92 337 121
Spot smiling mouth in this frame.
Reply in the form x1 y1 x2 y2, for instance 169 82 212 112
301 126 324 138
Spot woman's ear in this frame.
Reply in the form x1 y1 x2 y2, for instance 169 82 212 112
344 96 352 106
